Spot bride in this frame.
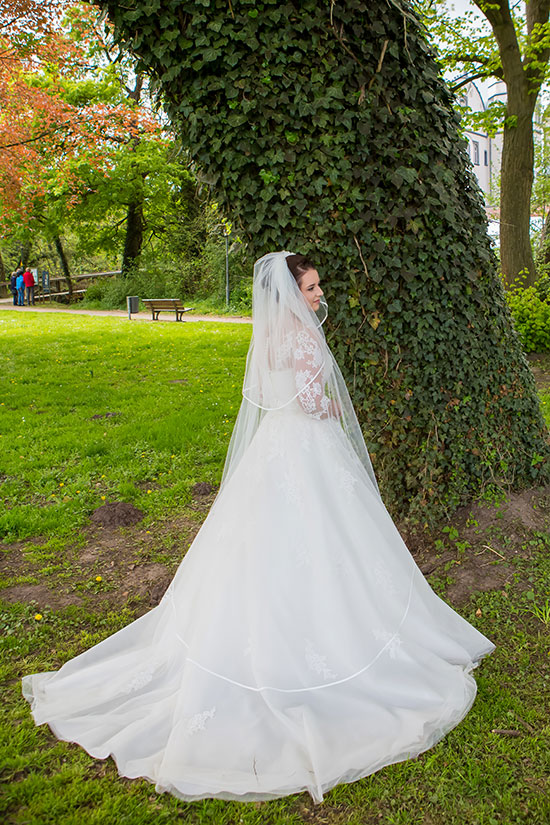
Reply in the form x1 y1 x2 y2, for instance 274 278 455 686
23 251 494 803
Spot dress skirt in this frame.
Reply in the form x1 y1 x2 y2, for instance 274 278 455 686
23 404 494 802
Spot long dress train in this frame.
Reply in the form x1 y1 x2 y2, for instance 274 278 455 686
22 364 494 802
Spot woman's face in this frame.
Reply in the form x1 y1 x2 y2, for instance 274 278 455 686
299 268 323 311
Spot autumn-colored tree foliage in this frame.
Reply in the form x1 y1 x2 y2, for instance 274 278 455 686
0 0 161 223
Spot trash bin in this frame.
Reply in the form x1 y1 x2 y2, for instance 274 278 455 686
127 296 139 317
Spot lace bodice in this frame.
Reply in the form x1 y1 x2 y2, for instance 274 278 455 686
293 329 331 419
267 328 331 419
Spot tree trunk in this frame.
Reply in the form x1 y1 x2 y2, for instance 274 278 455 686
19 242 30 268
500 98 537 285
97 0 550 522
121 75 146 277
485 3 537 285
54 235 73 301
121 196 145 276
537 209 550 267
477 0 550 284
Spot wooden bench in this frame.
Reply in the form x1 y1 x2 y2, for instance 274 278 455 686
142 298 194 321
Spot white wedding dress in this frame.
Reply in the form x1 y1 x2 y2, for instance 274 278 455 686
23 253 494 803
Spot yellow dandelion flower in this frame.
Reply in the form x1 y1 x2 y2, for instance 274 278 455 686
34 613 43 621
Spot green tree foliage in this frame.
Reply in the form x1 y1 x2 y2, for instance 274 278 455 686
414 0 550 286
94 0 550 521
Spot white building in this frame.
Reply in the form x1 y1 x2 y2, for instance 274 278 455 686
459 79 506 201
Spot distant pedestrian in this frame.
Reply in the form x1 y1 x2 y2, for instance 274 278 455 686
23 268 35 305
10 271 18 305
16 271 25 306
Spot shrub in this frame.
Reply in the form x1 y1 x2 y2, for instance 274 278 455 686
506 286 550 352
83 281 106 302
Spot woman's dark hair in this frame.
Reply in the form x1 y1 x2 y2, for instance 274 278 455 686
286 254 315 284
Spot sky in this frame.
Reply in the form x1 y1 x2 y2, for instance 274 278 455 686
445 0 495 97
448 0 484 16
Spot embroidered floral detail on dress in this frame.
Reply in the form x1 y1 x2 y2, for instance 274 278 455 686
278 470 304 508
296 418 313 452
266 423 285 462
373 563 397 597
122 664 156 694
186 706 216 735
305 639 336 680
295 330 323 365
320 395 330 415
316 422 338 451
337 466 357 495
372 628 402 659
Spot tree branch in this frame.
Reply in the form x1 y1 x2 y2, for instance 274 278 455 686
450 70 499 91
0 124 70 149
450 53 492 66
473 0 524 87
330 22 368 73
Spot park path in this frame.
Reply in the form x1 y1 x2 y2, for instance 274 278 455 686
0 299 251 324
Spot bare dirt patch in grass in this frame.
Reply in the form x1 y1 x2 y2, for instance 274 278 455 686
90 502 144 528
401 485 550 605
527 352 550 392
0 490 219 615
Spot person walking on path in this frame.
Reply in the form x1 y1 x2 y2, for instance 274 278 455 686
23 268 35 305
16 271 25 307
9 271 19 305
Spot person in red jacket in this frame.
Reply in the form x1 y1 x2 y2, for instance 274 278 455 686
23 268 35 305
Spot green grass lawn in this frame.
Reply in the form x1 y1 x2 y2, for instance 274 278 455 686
1 312 549 825
0 311 250 542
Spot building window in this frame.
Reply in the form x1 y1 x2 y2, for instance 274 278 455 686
484 150 488 166
473 141 480 165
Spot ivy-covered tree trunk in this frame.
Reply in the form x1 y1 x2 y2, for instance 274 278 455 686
96 0 550 521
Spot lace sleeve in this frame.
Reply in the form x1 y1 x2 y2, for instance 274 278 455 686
294 329 330 419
